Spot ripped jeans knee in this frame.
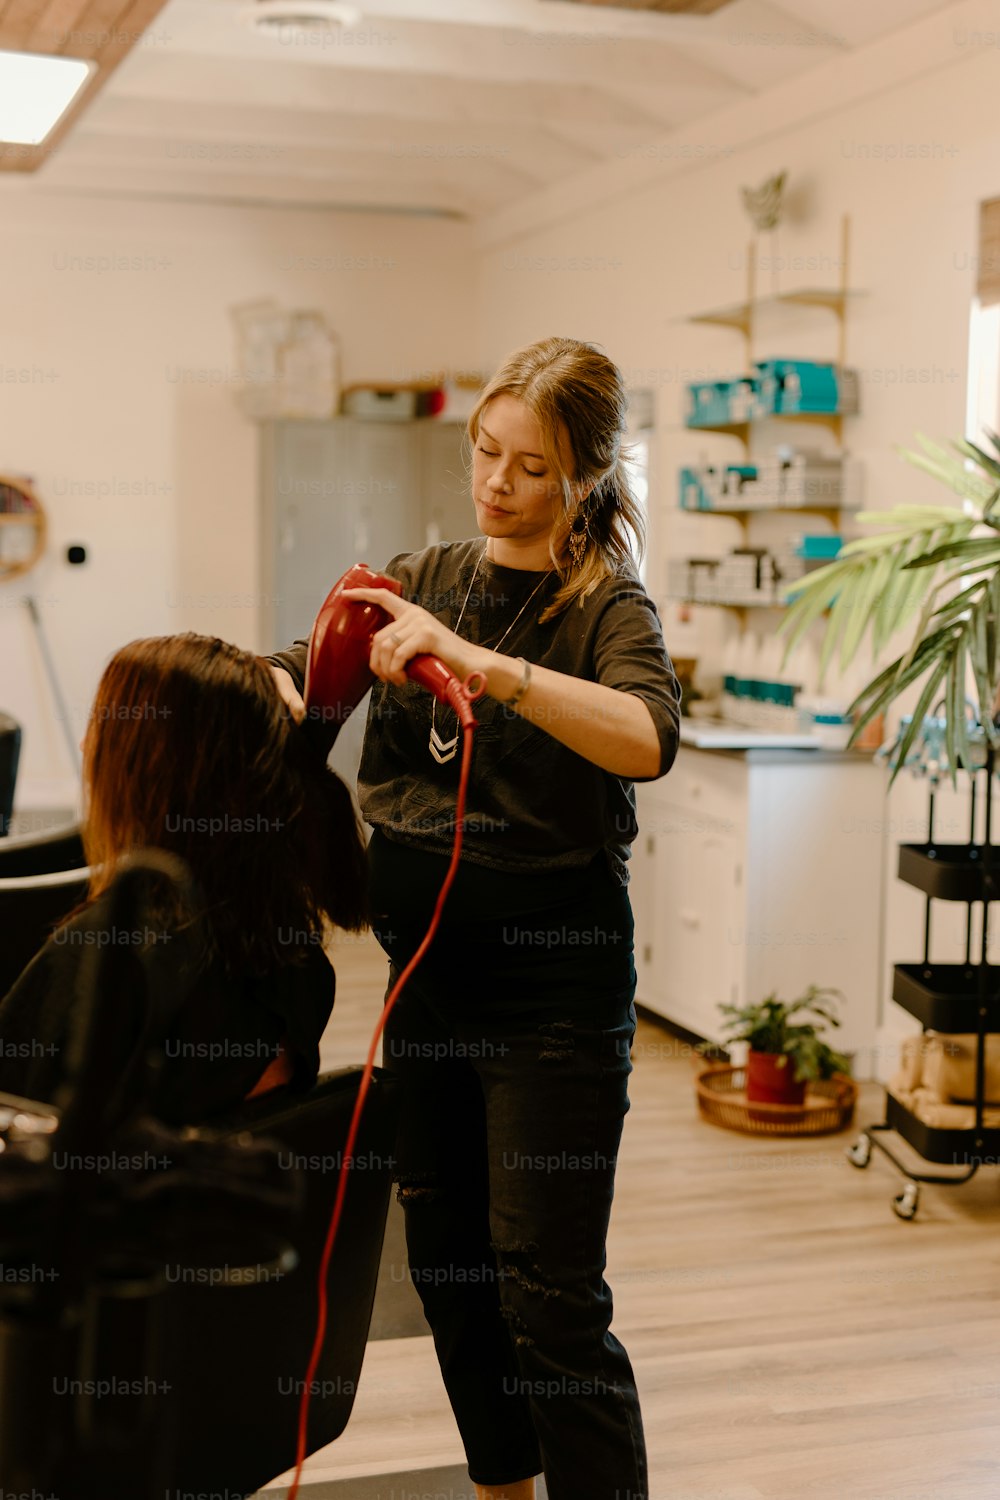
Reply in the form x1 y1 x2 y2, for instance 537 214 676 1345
490 1237 562 1348
395 1172 445 1206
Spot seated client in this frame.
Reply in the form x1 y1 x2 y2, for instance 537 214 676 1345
0 633 368 1123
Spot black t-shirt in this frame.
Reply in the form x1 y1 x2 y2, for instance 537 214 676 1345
269 539 681 885
0 903 335 1126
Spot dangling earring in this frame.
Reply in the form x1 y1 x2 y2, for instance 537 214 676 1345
568 505 590 567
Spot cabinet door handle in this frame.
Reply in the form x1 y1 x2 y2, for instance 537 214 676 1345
680 908 701 928
689 782 702 798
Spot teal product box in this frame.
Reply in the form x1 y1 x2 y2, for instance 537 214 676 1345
685 382 729 427
794 535 843 560
722 464 758 497
679 466 717 510
684 377 758 428
679 464 758 509
753 360 859 417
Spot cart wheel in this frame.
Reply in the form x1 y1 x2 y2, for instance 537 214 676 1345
892 1183 919 1220
846 1135 872 1169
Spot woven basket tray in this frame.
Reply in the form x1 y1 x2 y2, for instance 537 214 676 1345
696 1065 858 1137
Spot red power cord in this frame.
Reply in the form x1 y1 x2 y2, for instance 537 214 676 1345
285 715 477 1499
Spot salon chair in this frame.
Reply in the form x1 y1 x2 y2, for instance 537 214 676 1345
0 851 402 1499
0 825 99 994
158 1063 400 1497
0 713 19 838
0 865 91 996
0 1066 400 1500
0 819 84 875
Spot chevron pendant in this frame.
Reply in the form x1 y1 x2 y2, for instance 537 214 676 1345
429 724 460 764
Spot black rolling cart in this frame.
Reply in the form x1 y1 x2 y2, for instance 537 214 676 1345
847 746 1000 1219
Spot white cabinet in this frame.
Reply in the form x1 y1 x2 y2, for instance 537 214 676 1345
633 777 744 1039
631 744 888 1071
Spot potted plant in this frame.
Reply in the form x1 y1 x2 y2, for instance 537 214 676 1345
718 984 851 1108
777 430 1000 782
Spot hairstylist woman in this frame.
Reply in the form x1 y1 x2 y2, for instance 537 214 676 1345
268 337 681 1500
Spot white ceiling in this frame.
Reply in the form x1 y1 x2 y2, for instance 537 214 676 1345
21 0 959 218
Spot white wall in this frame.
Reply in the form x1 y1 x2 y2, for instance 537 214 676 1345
471 4 1000 1076
0 188 479 808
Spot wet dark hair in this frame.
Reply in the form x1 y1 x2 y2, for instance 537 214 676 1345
80 632 368 974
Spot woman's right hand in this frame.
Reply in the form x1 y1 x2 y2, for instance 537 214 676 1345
271 665 306 724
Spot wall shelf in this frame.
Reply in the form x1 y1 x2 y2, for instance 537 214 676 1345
682 217 861 373
675 213 859 619
686 410 848 443
669 595 790 610
678 502 850 523
685 287 866 341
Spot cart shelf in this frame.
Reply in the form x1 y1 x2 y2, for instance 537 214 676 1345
897 842 996 902
891 961 1000 1030
848 753 1000 1218
883 1090 1000 1166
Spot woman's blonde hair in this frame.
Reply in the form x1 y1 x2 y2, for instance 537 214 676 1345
466 336 645 621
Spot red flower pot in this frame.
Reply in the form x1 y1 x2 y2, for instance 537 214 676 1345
746 1050 807 1107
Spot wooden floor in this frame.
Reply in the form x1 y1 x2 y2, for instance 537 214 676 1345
268 930 1000 1500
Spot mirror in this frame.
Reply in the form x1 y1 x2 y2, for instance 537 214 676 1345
0 475 47 582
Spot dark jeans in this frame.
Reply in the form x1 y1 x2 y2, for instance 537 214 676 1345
368 827 648 1499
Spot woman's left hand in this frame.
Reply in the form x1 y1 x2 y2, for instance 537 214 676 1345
341 587 480 687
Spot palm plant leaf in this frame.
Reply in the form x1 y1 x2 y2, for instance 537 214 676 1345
871 541 910 658
888 653 950 786
852 586 1000 784
945 644 968 790
903 434 998 503
777 431 1000 780
893 532 945 636
780 519 972 676
849 623 957 729
926 576 989 630
839 547 893 670
954 437 1000 486
876 558 949 684
970 595 996 749
905 537 1000 571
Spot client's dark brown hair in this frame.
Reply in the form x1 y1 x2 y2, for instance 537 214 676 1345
80 633 368 973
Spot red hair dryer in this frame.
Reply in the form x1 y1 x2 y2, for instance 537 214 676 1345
302 562 485 755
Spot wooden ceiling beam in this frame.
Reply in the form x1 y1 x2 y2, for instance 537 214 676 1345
0 0 49 49
28 0 92 56
0 0 171 170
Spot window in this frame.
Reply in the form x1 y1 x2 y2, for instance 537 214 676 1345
966 196 1000 445
624 389 653 585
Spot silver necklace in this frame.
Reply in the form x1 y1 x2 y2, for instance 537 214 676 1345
429 543 551 764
